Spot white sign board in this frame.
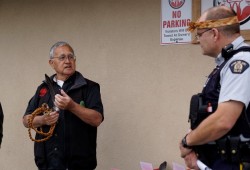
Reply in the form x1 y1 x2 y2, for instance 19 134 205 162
161 0 192 45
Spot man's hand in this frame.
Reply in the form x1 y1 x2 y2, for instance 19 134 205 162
55 89 74 110
42 111 59 126
54 89 102 127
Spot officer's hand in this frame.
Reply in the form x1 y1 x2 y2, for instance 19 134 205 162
179 141 192 158
184 151 199 170
55 89 73 110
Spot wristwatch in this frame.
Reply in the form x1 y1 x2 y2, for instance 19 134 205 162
181 134 193 149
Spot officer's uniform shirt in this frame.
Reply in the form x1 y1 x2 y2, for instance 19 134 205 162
217 36 250 108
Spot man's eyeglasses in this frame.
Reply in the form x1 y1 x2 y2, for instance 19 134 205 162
195 29 212 40
52 54 76 61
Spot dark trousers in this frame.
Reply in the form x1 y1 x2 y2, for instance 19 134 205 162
196 145 250 170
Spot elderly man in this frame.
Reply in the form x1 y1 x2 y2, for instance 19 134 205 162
23 41 104 170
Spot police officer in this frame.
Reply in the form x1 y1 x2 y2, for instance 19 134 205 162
179 6 250 170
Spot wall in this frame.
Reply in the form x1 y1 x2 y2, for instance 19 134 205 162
0 0 216 169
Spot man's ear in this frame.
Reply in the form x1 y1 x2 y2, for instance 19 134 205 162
49 60 54 69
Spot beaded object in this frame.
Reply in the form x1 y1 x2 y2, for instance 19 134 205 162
28 103 56 143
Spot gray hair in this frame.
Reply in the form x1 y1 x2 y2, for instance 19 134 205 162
49 41 74 59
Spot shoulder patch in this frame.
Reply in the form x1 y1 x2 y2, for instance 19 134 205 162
229 60 249 74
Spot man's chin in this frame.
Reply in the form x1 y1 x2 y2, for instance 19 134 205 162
63 70 75 76
65 68 75 73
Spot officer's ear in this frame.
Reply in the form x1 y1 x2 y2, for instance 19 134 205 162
211 28 220 40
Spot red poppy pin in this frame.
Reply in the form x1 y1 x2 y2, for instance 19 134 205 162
39 88 47 97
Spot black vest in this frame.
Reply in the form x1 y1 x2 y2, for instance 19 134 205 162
201 46 250 137
34 73 100 170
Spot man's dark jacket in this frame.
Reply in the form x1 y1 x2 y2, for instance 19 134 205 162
24 72 104 170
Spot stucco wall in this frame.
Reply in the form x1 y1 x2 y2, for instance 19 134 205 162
0 0 228 170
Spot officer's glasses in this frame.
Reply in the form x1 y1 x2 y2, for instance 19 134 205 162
52 54 76 61
195 29 212 40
